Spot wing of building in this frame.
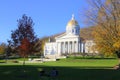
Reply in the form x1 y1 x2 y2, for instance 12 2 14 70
44 15 98 58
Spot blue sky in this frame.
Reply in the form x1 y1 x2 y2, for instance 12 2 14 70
0 0 88 43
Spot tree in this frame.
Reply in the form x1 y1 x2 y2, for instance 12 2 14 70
5 40 12 62
0 43 7 55
10 14 40 65
84 0 120 64
39 37 49 55
19 38 31 65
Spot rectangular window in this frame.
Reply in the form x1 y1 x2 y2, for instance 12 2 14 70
72 29 74 33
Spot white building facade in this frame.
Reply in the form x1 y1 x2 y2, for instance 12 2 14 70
44 15 97 58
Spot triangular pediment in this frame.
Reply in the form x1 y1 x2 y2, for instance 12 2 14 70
55 33 79 40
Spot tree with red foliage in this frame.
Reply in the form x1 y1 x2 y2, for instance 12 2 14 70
9 14 40 65
19 38 31 65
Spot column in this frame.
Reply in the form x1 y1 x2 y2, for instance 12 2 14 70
73 41 75 53
78 41 81 52
70 42 72 53
56 42 58 55
78 41 80 53
74 41 75 52
64 42 66 53
72 41 74 53
66 42 68 53
75 41 78 53
70 42 71 53
60 42 62 54
57 42 60 55
80 41 82 52
61 42 63 53
68 41 70 54
81 43 84 53
74 41 76 52
63 42 65 53
81 42 85 53
76 41 78 53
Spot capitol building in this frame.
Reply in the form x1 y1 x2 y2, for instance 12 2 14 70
44 15 97 58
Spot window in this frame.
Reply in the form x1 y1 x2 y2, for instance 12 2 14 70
76 30 77 33
72 29 74 33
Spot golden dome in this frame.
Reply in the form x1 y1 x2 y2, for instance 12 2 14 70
67 14 79 26
67 20 78 26
66 14 80 35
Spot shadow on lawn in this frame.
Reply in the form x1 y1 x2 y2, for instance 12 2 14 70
0 65 120 80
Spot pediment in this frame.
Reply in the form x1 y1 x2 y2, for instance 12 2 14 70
55 33 79 40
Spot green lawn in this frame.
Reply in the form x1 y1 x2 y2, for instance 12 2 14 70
0 57 120 80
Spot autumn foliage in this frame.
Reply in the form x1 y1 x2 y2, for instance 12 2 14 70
9 14 40 65
85 0 120 57
19 38 31 57
0 43 6 55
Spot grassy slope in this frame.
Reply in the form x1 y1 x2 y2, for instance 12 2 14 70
0 58 120 80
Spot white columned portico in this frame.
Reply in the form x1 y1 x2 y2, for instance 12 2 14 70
44 15 84 58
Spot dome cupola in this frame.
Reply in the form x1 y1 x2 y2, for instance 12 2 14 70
66 14 80 35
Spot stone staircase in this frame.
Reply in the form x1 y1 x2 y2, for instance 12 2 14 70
45 54 66 59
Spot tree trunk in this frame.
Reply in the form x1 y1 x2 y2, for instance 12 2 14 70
5 55 8 63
